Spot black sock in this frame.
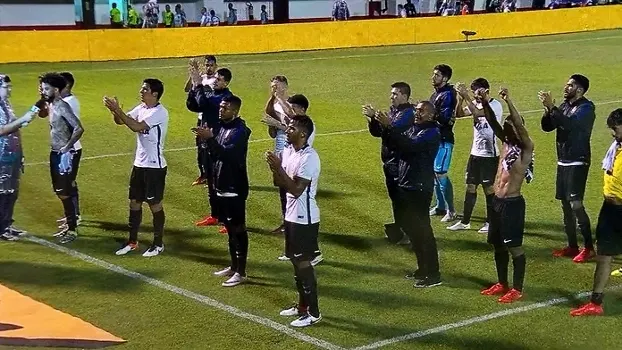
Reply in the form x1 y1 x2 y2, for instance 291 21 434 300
485 193 494 224
494 251 510 287
61 197 77 230
128 208 142 243
590 292 604 305
512 254 526 292
298 265 319 317
574 207 593 249
228 232 239 273
236 231 249 276
462 192 477 224
562 202 579 248
73 188 80 216
293 265 306 309
152 210 165 246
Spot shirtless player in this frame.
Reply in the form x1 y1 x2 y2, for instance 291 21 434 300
479 87 534 304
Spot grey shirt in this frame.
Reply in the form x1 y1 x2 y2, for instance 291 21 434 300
49 99 82 152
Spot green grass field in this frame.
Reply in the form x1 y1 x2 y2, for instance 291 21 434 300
2 29 622 350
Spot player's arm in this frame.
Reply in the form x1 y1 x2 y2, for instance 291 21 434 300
549 102 595 132
436 90 457 126
104 98 151 133
271 153 314 198
505 96 534 152
205 126 249 161
482 101 504 141
388 126 439 154
186 85 215 113
58 102 84 152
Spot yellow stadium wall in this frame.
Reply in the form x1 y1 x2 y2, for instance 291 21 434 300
1 6 621 64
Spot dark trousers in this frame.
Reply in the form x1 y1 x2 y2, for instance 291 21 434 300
383 167 399 223
199 148 219 219
0 192 18 233
395 189 440 278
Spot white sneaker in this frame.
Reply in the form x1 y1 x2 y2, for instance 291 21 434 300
57 215 82 226
214 267 235 277
397 235 411 245
447 222 470 231
440 211 457 223
429 207 444 216
115 242 138 256
290 313 322 327
8 226 27 236
478 223 490 233
142 244 164 257
311 254 324 266
278 255 290 261
58 230 77 244
280 305 305 317
222 273 246 287
1 231 19 241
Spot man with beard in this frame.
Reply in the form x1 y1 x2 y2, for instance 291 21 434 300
40 72 85 244
0 74 45 241
539 74 596 263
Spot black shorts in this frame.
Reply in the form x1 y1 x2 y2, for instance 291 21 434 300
128 166 167 204
218 195 246 228
465 155 498 186
595 200 622 256
285 221 320 260
555 164 589 201
487 195 525 248
49 150 78 197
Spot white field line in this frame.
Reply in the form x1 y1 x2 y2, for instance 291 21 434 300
23 99 622 167
24 235 345 350
13 33 622 74
354 284 622 350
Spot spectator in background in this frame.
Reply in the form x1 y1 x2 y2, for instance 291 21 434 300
404 0 418 16
143 0 159 28
260 5 269 23
210 10 221 26
163 4 174 28
128 5 139 28
461 1 470 14
174 4 187 27
332 0 350 20
200 7 209 26
110 2 123 28
501 0 516 11
398 4 407 17
228 3 238 25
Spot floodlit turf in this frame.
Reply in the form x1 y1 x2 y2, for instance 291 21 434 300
2 29 622 350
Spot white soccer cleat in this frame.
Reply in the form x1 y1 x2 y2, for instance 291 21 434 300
214 267 235 277
142 245 164 257
222 273 246 287
277 255 290 261
290 314 322 328
478 222 490 233
440 211 457 223
279 306 305 317
447 222 470 231
115 242 137 256
311 254 324 266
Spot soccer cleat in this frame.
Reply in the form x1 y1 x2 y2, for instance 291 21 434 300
277 255 290 261
440 211 457 223
478 222 490 233
611 268 622 277
222 273 246 287
311 254 324 266
396 235 411 245
572 248 595 263
414 277 442 288
498 288 522 303
8 226 27 237
0 231 19 241
279 305 308 317
429 207 446 216
447 222 470 231
214 267 235 277
481 283 509 296
290 313 322 327
192 177 206 186
570 302 603 317
218 226 228 234
58 230 77 244
195 215 219 227
142 244 164 257
116 242 138 256
553 246 580 258
57 215 82 226
271 224 285 234
405 270 425 282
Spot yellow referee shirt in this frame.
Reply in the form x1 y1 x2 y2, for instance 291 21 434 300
604 145 622 200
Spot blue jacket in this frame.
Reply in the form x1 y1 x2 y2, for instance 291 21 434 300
206 117 251 200
368 103 415 175
388 121 441 192
187 86 232 129
541 96 595 164
430 84 457 144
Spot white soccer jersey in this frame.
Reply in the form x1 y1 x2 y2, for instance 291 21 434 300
196 74 216 121
469 98 503 157
282 144 321 225
127 103 168 169
62 95 82 150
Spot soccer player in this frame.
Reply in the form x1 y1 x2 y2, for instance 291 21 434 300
262 75 290 234
539 74 595 263
40 73 85 244
0 74 44 241
429 64 458 223
266 115 322 327
571 108 622 316
374 101 442 287
56 72 83 230
448 79 503 233
479 87 533 304
187 66 233 233
103 78 168 257
194 95 251 287
363 82 415 244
